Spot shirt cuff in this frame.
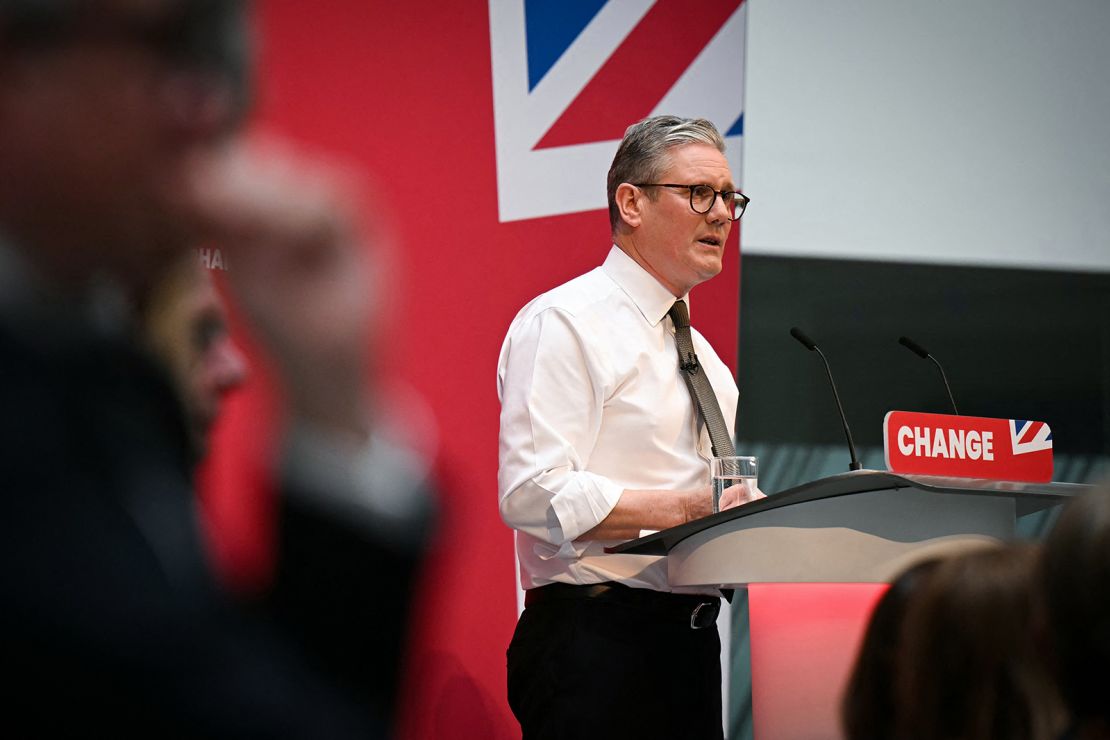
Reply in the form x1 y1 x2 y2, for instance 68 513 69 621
548 473 624 542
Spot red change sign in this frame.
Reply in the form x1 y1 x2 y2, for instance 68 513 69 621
883 410 1053 483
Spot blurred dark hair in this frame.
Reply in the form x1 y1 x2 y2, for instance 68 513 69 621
893 544 1062 740
0 0 250 110
1040 484 1110 728
841 558 942 740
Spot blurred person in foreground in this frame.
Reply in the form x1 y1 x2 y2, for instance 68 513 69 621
841 557 942 740
498 115 762 739
1039 484 1110 740
891 544 1064 740
0 0 430 736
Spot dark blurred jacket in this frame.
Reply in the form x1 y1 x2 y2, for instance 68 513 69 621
0 261 427 737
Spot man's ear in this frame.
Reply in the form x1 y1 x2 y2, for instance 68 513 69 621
614 182 643 229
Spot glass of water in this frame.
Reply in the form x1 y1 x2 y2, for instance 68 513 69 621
711 455 758 513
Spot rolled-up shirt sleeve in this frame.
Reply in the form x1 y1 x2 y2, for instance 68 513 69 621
497 307 623 545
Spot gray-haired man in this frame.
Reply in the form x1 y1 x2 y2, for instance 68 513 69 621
497 115 762 739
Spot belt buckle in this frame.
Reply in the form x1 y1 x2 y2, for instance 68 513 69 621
690 601 716 630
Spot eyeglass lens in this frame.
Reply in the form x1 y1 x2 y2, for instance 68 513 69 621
690 185 745 221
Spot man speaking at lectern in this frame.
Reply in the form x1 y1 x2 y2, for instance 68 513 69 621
497 115 763 739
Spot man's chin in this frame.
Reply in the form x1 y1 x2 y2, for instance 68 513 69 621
694 258 725 284
189 411 219 460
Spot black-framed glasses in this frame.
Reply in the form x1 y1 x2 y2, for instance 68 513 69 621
632 183 750 221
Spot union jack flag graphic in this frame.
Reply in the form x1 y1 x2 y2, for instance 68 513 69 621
1010 419 1053 455
489 0 748 222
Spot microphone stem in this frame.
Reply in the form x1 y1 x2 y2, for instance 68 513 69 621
814 346 863 471
929 355 960 415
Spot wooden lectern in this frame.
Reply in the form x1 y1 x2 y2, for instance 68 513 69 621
608 470 1087 740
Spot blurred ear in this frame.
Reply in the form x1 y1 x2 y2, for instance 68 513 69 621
614 182 643 229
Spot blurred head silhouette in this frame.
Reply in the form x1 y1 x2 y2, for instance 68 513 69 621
841 557 942 740
1039 484 1110 739
893 543 1063 740
141 253 247 454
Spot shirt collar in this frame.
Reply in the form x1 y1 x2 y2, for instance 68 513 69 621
602 244 689 327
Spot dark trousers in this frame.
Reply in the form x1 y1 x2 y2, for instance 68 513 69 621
506 584 724 740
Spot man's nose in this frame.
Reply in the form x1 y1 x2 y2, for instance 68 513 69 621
211 337 249 394
706 192 731 224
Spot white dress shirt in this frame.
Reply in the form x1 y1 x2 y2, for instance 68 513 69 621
497 245 738 594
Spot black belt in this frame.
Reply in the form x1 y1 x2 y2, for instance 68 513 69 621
524 582 721 630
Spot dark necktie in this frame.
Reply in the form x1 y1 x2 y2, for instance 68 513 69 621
668 300 735 457
670 300 737 601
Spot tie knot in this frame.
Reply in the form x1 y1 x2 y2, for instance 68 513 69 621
668 300 690 329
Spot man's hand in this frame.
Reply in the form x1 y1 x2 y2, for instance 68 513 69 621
575 482 768 541
682 486 716 522
718 481 766 511
684 482 766 522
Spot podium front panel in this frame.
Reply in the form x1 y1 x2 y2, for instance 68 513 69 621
668 487 1015 586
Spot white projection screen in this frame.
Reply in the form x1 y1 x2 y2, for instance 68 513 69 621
741 0 1110 272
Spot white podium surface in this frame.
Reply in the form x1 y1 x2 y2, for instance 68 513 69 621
609 469 1086 585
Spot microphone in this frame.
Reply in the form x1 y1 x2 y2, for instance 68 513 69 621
789 327 863 471
898 336 960 415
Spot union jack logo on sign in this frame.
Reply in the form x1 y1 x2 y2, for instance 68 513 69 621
1010 419 1053 456
489 0 747 222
